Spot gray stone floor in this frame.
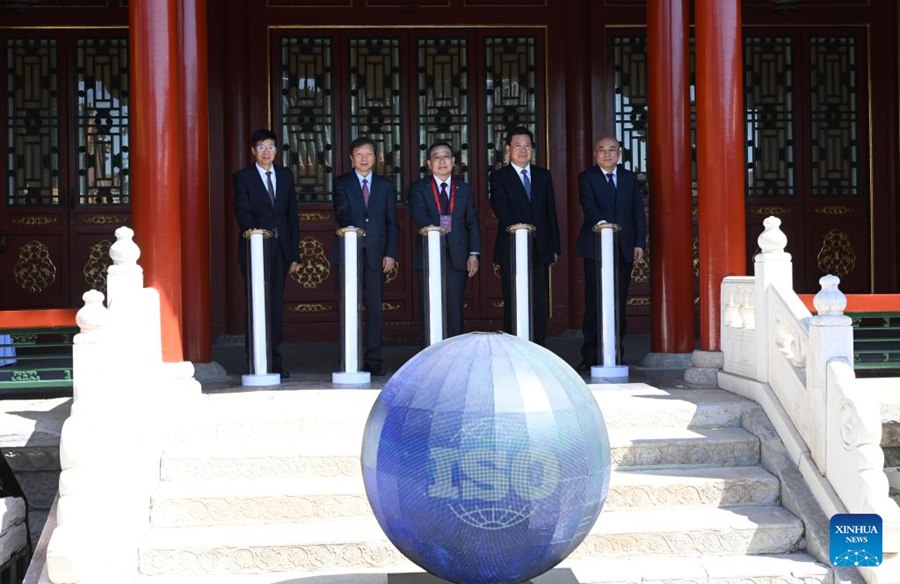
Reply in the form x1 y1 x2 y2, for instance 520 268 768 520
203 331 702 393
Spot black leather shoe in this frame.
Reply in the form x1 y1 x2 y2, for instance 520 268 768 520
575 361 590 373
277 369 290 380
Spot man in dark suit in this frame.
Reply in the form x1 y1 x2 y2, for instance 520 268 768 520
408 141 481 341
233 128 300 379
575 134 647 371
333 136 399 377
488 127 561 345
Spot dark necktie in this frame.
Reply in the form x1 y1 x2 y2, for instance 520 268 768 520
266 171 275 206
606 172 616 192
439 181 450 214
362 178 370 208
521 168 532 199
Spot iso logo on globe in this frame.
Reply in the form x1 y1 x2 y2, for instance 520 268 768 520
427 446 561 502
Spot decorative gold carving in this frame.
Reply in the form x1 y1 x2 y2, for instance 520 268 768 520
492 262 501 279
81 215 127 225
626 296 650 306
12 216 57 226
381 302 400 312
11 335 37 344
288 303 332 313
491 301 504 309
817 229 856 277
750 206 791 216
290 236 331 289
83 240 112 295
14 240 56 293
814 206 854 216
692 236 700 277
631 247 649 284
385 260 400 284
299 212 330 222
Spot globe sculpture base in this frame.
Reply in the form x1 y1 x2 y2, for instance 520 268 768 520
362 332 611 584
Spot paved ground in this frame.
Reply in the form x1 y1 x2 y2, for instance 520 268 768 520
204 331 700 393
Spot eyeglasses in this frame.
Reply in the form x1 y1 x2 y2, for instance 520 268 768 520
255 145 278 153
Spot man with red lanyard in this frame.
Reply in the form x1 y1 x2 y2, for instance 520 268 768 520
407 141 481 341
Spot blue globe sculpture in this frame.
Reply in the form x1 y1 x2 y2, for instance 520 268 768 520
361 332 611 584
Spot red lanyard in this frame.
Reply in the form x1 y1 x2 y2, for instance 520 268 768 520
430 179 455 214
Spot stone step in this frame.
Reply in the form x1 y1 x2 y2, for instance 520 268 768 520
150 466 779 528
160 427 760 482
167 388 752 445
138 506 803 576
135 552 832 584
592 386 750 430
610 427 759 469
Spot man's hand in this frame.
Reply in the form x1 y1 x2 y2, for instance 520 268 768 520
633 247 644 263
289 261 301 275
551 253 559 266
467 255 479 278
382 256 396 274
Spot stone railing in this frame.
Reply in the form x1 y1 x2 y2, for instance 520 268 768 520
28 227 200 584
720 217 900 583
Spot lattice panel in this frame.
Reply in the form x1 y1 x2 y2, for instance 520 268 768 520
349 38 402 198
6 39 60 207
745 37 794 197
417 38 469 179
809 36 858 196
485 36 537 173
76 37 129 206
281 37 334 202
612 36 648 179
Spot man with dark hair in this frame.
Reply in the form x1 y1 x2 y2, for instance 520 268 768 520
408 141 481 341
333 136 398 377
488 126 560 345
233 128 300 379
575 134 646 371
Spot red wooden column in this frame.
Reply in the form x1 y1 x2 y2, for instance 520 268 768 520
694 0 747 351
129 0 184 362
648 0 694 353
223 0 250 334
179 0 211 363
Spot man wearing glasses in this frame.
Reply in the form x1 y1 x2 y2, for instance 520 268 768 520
233 129 301 379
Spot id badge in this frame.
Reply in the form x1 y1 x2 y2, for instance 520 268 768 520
439 214 452 233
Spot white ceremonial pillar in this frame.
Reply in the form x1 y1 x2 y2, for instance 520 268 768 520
242 229 280 387
422 226 447 346
591 222 629 381
333 227 371 385
508 224 535 341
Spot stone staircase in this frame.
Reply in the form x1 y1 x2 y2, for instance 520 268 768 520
136 385 837 583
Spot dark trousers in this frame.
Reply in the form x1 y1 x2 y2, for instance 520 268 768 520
499 255 549 345
361 264 385 367
241 238 288 372
417 266 467 345
581 256 632 364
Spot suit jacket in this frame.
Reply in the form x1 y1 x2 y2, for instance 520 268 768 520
333 171 399 271
575 164 647 261
233 163 300 267
407 176 481 272
488 164 560 266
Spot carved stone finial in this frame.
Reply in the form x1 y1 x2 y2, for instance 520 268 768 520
75 289 107 333
813 274 846 316
758 216 788 254
110 226 140 266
